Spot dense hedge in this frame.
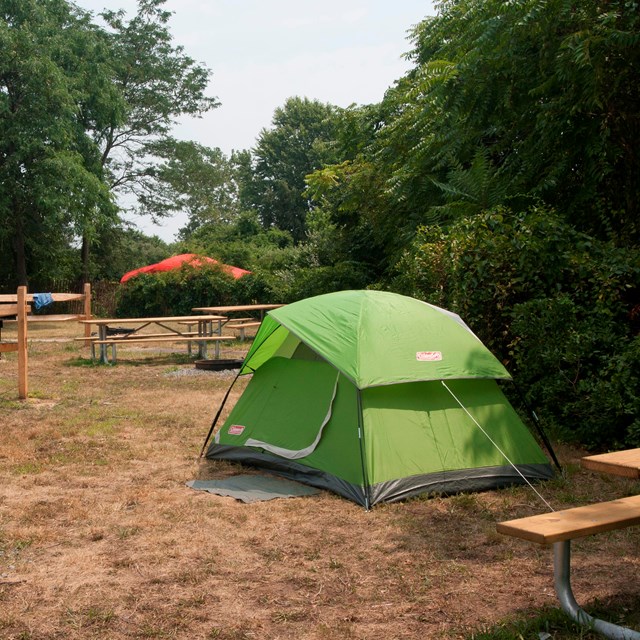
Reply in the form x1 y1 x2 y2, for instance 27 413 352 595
115 264 271 317
392 206 640 449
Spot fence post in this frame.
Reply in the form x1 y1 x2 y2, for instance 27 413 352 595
17 285 28 399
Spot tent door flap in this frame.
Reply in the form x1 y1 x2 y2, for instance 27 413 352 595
245 372 340 460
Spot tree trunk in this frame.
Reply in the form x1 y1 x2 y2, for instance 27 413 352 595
81 234 90 284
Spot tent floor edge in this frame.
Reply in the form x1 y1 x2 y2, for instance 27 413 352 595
204 445 554 507
368 463 554 505
205 445 368 507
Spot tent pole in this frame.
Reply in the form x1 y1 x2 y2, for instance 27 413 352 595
510 381 562 472
199 371 241 457
356 389 371 510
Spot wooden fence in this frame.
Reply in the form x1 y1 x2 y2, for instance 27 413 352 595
0 284 92 399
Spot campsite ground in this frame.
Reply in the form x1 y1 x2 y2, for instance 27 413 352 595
0 322 638 639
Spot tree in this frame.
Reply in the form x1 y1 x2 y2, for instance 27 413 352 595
241 97 340 242
0 0 116 286
0 0 217 287
93 0 218 194
380 0 640 245
141 138 240 239
90 225 171 282
81 0 219 277
392 206 640 448
303 102 409 274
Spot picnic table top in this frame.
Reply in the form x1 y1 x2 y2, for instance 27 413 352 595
192 304 285 313
79 315 227 325
581 448 640 479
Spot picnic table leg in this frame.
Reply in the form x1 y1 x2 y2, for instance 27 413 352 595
196 320 208 359
554 541 640 640
186 321 196 356
98 326 109 365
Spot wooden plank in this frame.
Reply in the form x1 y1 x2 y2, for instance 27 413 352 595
226 322 261 329
79 314 227 324
497 495 640 544
0 304 32 317
83 283 92 342
0 292 84 303
74 331 204 342
27 314 86 322
51 293 85 302
93 336 234 345
0 343 18 353
192 304 284 313
0 304 20 317
582 448 640 479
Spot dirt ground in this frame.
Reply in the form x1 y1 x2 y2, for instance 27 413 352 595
0 321 638 639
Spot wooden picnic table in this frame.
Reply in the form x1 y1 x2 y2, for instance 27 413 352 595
79 315 228 364
192 304 285 319
499 449 640 639
581 447 640 479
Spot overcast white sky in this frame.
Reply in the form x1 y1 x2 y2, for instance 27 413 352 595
74 0 436 241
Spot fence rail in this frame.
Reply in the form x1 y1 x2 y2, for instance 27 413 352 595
0 280 119 318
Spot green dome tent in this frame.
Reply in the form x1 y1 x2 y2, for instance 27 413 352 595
202 290 555 507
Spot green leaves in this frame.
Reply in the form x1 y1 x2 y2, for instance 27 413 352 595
94 0 218 197
376 0 640 246
244 97 341 242
393 205 640 448
0 0 116 284
0 0 220 285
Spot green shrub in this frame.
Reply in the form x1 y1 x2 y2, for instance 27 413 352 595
115 264 272 317
511 298 640 448
392 206 640 448
270 261 372 303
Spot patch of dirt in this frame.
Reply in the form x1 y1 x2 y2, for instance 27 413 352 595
0 322 638 639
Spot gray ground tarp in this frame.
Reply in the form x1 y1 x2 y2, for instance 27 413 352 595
186 475 321 503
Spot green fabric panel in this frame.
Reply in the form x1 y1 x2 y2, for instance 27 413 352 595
269 290 510 388
219 357 364 485
240 317 288 374
291 370 362 485
362 379 548 485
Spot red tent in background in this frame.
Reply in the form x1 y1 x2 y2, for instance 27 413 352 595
120 253 251 283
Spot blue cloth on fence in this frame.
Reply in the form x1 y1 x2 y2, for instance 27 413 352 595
33 293 54 310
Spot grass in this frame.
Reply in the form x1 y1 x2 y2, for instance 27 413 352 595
0 321 638 639
469 599 640 639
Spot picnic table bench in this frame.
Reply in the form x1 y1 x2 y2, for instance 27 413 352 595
80 315 232 364
224 320 261 341
498 449 640 639
581 448 640 480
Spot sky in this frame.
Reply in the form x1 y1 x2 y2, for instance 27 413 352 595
74 0 436 242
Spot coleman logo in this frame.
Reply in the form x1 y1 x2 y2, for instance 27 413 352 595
416 351 442 362
228 424 245 435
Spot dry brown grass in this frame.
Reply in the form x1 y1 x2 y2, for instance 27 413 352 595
0 322 638 639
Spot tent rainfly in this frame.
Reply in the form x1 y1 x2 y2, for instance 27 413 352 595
202 290 555 508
